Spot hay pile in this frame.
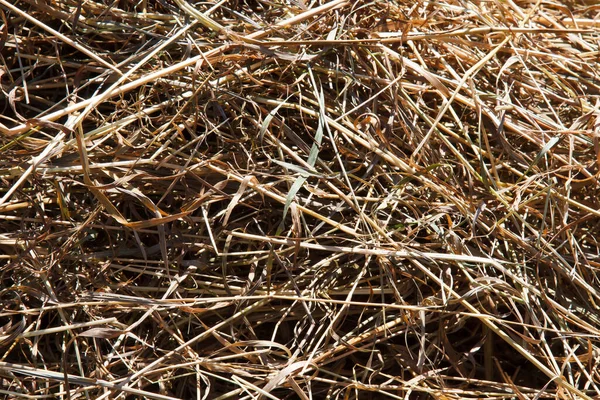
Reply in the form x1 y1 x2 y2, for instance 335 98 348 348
2 0 600 398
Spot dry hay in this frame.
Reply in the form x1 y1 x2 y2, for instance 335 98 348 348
1 0 600 399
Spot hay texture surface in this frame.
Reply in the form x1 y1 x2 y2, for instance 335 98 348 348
2 0 600 399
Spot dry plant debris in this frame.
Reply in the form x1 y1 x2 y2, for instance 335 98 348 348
1 0 600 399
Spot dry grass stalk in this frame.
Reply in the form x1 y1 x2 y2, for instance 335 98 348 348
2 0 600 399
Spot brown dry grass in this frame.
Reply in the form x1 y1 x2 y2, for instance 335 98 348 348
1 0 600 399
